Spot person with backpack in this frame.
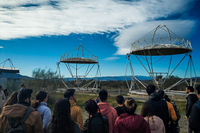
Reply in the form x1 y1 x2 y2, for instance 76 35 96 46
83 99 109 133
189 85 200 133
165 94 181 133
158 90 178 133
32 91 51 132
0 88 43 133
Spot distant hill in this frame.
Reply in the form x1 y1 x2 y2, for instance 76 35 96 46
0 73 31 79
63 75 152 81
1 73 200 81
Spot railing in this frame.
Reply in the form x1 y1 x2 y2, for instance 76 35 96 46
60 54 98 62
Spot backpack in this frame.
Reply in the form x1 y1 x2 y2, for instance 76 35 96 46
7 106 33 133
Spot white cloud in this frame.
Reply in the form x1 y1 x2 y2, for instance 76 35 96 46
0 0 196 40
105 56 120 61
114 20 197 55
0 46 3 48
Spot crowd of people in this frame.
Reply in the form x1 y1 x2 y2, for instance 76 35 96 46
0 83 200 133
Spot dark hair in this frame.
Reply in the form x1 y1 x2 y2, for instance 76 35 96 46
146 84 156 95
51 98 75 133
3 92 18 107
196 85 200 95
164 94 171 102
141 102 154 117
32 91 47 109
85 99 108 133
158 89 165 98
187 86 194 92
21 83 25 87
141 102 155 126
18 88 33 103
116 95 124 104
64 89 75 99
85 99 98 115
0 85 2 89
3 89 9 97
123 98 137 115
99 89 108 102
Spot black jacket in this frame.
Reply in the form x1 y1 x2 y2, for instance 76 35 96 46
146 92 169 132
189 100 200 133
186 93 198 117
115 106 126 116
83 113 109 133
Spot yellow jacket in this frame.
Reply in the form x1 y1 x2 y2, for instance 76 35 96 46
69 100 83 131
166 101 177 123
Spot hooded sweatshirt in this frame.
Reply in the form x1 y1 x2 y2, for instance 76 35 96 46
114 113 151 133
144 116 165 133
0 104 43 133
98 102 118 133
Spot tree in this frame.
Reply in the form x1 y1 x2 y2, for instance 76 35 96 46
31 68 61 92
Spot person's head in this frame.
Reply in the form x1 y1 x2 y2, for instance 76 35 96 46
3 89 9 96
85 99 99 115
116 95 124 105
36 90 47 102
51 98 74 133
99 89 108 102
18 88 33 104
123 98 137 115
21 83 26 88
3 92 18 107
64 89 76 102
158 89 165 99
196 85 200 99
186 86 194 93
141 102 154 117
146 84 156 95
31 91 48 109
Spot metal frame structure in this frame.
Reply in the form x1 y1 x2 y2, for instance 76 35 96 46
126 24 196 91
57 44 101 89
0 59 19 74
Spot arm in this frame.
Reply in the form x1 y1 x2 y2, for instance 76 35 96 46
42 108 51 130
0 116 8 133
167 102 177 121
172 103 181 121
186 95 193 117
77 107 84 131
189 104 200 131
74 122 82 133
82 119 89 133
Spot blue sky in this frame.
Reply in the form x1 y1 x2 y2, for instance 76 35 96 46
0 0 199 78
